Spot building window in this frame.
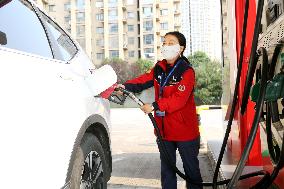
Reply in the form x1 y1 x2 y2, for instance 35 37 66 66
127 11 135 19
127 0 134 5
109 36 119 48
108 9 118 20
97 53 104 60
109 50 119 58
64 16 71 24
77 38 86 49
142 0 153 4
160 9 168 16
128 37 134 45
160 22 168 30
143 34 154 45
96 27 104 34
76 12 85 22
128 51 135 57
144 48 154 58
96 39 104 47
143 20 153 31
109 23 118 33
49 5 55 12
76 25 85 36
96 13 104 21
76 0 85 10
174 3 179 11
64 2 70 11
108 0 117 7
128 25 134 32
96 1 103 8
174 16 180 22
142 7 153 17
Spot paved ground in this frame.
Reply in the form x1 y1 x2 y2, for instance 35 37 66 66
107 108 223 189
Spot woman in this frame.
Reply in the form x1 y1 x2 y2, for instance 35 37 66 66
117 31 202 189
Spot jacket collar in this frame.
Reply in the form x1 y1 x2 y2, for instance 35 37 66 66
157 58 184 71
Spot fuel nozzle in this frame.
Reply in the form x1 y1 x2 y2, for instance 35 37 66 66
108 87 128 105
115 88 144 107
114 87 130 95
99 84 127 105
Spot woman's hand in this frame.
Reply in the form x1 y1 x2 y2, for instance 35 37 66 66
115 84 125 95
140 103 154 114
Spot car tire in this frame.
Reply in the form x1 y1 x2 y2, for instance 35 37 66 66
69 133 109 189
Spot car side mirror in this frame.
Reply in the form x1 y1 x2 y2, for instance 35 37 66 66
0 31 7 45
0 0 11 8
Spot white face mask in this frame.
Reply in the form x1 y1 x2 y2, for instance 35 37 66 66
161 44 181 60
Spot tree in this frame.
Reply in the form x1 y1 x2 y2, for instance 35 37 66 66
101 58 137 83
136 58 154 74
100 58 153 83
188 51 211 68
188 52 222 105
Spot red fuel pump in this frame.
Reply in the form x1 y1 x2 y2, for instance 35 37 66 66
222 0 284 188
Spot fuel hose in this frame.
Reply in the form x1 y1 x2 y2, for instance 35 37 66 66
212 0 250 187
253 44 284 189
241 0 265 114
265 102 281 165
265 44 283 166
227 47 268 188
115 87 268 187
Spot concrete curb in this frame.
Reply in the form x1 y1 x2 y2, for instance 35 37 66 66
196 105 223 117
207 143 226 189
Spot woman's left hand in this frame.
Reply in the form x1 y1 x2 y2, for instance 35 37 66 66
140 104 154 114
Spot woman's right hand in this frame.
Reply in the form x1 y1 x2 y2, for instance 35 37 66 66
115 84 125 95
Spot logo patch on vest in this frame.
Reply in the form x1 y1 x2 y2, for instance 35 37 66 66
169 81 178 85
178 85 186 92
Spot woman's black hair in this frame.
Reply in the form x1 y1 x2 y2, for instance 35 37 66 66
165 31 190 64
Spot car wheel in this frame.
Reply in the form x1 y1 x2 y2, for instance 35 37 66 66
69 133 108 189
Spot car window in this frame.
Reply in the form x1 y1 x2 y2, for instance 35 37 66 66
38 11 78 61
0 0 53 58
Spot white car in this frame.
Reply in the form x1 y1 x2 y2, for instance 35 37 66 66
0 0 117 188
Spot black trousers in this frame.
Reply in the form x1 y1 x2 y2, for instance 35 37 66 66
157 137 203 189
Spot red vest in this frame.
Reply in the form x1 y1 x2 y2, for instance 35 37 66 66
124 59 200 141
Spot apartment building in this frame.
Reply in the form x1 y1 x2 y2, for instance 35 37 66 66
182 0 222 61
180 0 191 57
220 0 238 105
34 0 49 10
46 0 181 65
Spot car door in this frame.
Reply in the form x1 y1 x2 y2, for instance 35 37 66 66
0 0 95 188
